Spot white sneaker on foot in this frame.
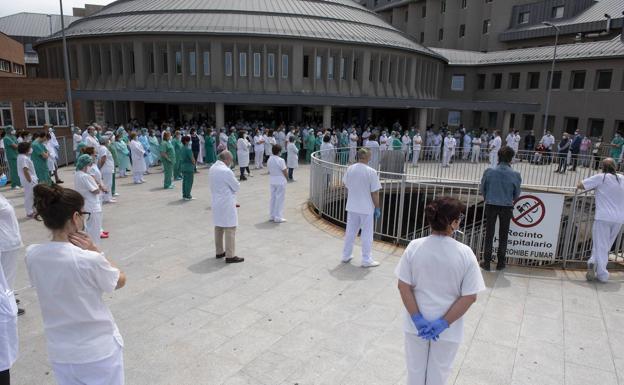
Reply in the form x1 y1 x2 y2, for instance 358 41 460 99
274 218 287 223
586 262 596 281
362 261 380 268
341 256 353 263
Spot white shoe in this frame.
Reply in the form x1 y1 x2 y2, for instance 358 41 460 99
586 262 596 281
341 256 353 263
274 218 287 223
362 261 380 268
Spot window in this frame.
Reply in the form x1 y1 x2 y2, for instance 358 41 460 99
492 73 502 89
459 24 466 38
448 111 461 126
369 59 373 81
485 0 493 3
440 1 446 13
509 73 520 89
379 60 384 82
595 70 612 90
477 74 486 89
281 54 288 78
353 58 359 80
438 28 444 41
518 11 530 25
148 51 155 74
315 56 322 80
543 115 555 131
527 72 540 89
551 6 564 19
267 53 275 78
175 51 182 74
571 70 586 90
405 10 409 23
461 0 467 9
420 32 425 43
188 52 196 76
0 60 9 72
522 114 535 131
253 53 261 77
13 64 24 75
547 70 561 89
340 57 346 80
24 101 67 127
203 51 210 76
327 56 334 80
488 112 498 128
588 118 604 137
239 52 247 77
303 55 310 78
422 5 426 18
564 117 579 134
130 51 135 74
224 52 232 77
0 102 13 126
451 75 465 91
389 60 393 82
482 19 491 34
162 51 168 74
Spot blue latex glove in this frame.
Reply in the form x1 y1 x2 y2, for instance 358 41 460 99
374 208 381 220
421 318 449 341
410 313 430 336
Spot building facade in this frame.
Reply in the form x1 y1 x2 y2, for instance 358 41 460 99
0 33 26 78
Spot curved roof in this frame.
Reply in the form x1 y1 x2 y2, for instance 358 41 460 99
41 0 441 59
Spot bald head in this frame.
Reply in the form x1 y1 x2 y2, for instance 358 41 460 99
219 150 233 166
358 147 371 163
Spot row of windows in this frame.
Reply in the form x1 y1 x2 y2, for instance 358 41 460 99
517 5 564 25
451 69 619 92
0 59 24 75
388 0 494 24
434 19 492 42
0 101 68 128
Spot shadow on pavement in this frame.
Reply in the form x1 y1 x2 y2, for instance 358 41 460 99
328 263 370 281
188 258 228 274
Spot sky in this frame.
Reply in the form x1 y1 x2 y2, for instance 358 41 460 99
0 0 113 18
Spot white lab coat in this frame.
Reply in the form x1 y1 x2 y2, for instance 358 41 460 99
489 136 502 168
73 133 83 152
287 142 299 169
237 138 251 168
254 135 265 168
412 135 422 165
17 154 37 216
264 135 275 157
348 134 358 163
0 260 18 373
129 139 146 183
209 160 240 228
366 141 380 170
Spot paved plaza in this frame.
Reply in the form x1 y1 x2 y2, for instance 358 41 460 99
4 164 624 385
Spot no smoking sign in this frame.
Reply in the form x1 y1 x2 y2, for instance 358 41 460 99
512 195 546 228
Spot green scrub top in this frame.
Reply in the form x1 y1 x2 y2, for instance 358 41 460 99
2 135 18 160
180 147 195 173
611 137 624 159
160 140 176 164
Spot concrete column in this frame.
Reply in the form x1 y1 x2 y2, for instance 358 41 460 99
366 107 373 122
502 111 512 137
294 105 303 123
215 102 224 129
323 105 332 129
419 108 428 131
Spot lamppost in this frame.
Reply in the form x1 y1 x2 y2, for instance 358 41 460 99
59 0 74 127
542 22 559 137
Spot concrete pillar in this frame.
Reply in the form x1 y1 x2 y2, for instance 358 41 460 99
294 105 303 123
366 107 373 122
215 102 224 129
323 105 332 129
502 111 512 137
419 108 428 131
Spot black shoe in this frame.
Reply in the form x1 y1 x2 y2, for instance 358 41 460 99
17 308 25 316
15 298 20 305
496 263 506 271
216 252 226 259
225 256 245 264
56 180 64 184
240 175 247 181
480 261 490 271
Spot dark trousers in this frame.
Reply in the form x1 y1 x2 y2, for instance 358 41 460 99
288 168 294 180
483 204 513 265
570 151 579 171
556 153 567 172
0 369 9 385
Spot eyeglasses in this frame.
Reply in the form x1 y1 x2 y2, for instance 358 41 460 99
79 211 91 221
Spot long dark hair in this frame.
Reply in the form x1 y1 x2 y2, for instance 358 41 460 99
33 184 84 230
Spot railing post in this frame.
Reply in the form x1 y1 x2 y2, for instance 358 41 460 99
395 173 407 244
562 190 580 269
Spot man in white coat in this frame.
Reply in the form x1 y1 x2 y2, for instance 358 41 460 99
209 151 244 264
342 148 382 268
489 130 502 168
253 130 265 169
0 193 25 318
471 134 482 163
412 132 422 166
286 136 299 182
129 133 146 184
348 130 358 163
365 134 380 170
268 145 288 223
442 132 455 168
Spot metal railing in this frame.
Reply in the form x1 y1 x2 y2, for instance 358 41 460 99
309 148 624 268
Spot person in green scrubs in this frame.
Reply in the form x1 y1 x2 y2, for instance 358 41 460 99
2 126 21 188
113 133 130 178
392 131 403 151
204 129 217 166
31 132 52 185
610 132 624 160
228 128 238 166
180 135 196 200
107 134 119 196
172 130 183 180
160 131 176 189
305 129 316 163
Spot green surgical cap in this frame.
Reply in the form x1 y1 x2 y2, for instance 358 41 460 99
76 154 94 170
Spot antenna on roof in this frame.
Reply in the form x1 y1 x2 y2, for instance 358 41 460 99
604 14 611 33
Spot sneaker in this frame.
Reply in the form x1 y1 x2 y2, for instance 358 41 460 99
113 193 120 197
225 256 245 264
586 262 596 281
274 218 287 223
166 185 175 189
341 256 353 263
17 308 25 316
100 233 109 239
269 217 275 222
362 261 380 268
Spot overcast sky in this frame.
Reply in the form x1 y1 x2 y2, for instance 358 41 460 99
0 0 113 18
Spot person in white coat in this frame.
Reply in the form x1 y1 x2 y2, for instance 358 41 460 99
506 130 521 162
365 134 380 171
462 132 472 160
348 131 358 163
236 131 252 181
578 158 624 282
84 126 100 151
402 131 412 161
396 197 485 385
342 148 382 268
209 151 244 264
471 135 482 163
267 145 288 223
17 142 38 217
442 133 455 168
489 130 502 168
98 136 116 204
72 126 83 160
412 133 422 166
74 154 107 244
0 191 24 318
380 131 389 151
27 184 126 385
129 133 146 184
0 252 18 383
253 130 266 169
45 125 64 184
286 136 299 182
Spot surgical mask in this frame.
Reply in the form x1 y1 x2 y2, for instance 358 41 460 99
28 148 33 155
9 130 15 135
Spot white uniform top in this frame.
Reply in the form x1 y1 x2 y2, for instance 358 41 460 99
97 146 114 174
463 135 472 148
264 135 275 156
287 142 299 169
541 134 555 149
395 235 486 343
209 160 240 228
75 170 101 213
490 136 502 152
25 242 122 364
17 154 37 185
253 135 265 152
582 173 624 224
219 133 229 147
444 136 454 150
472 138 482 146
72 133 82 151
84 135 99 151
237 138 251 168
349 134 358 147
268 155 287 185
343 163 382 215
129 140 146 173
320 142 335 162
402 135 411 151
413 135 422 150
0 257 18 372
380 135 388 150
0 194 22 252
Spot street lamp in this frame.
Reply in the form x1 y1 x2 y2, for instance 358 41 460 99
542 21 559 137
59 0 74 127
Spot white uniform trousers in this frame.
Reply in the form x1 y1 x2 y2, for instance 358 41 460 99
102 170 113 202
442 149 452 167
405 333 460 385
433 147 441 160
118 165 126 178
342 211 374 264
489 151 498 168
0 248 20 289
86 211 103 246
254 150 264 169
270 184 286 221
132 168 143 184
589 220 623 282
23 181 35 215
52 344 124 385
471 146 481 163
412 149 421 165
349 147 357 163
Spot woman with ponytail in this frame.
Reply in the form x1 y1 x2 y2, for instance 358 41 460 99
578 157 624 282
26 184 126 385
395 197 485 385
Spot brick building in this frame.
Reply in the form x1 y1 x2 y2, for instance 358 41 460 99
0 33 26 78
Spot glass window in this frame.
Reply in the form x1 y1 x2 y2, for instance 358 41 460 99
565 117 579 134
588 118 604 137
448 111 461 126
130 51 135 74
340 57 346 80
571 71 586 90
239 52 247 77
0 60 10 72
482 19 491 34
438 28 444 41
267 53 275 78
353 58 359 80
508 73 520 89
527 72 540 89
327 56 334 80
175 51 182 74
518 11 530 25
422 5 426 18
0 102 12 126
477 74 486 89
440 0 446 13
162 51 168 74
459 24 466 38
461 0 467 9
547 70 561 89
369 59 373 81
24 101 67 127
303 55 310 78
13 64 24 75
420 32 424 43
224 52 232 77
148 51 154 74
203 51 210 76
253 53 261 78
315 56 322 80
379 60 384 82
189 51 196 76
451 75 465 91
552 6 564 19
595 70 612 90
488 112 498 128
522 114 535 131
492 73 502 89
281 54 288 79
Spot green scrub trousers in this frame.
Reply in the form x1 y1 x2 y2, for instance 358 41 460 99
182 171 194 199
